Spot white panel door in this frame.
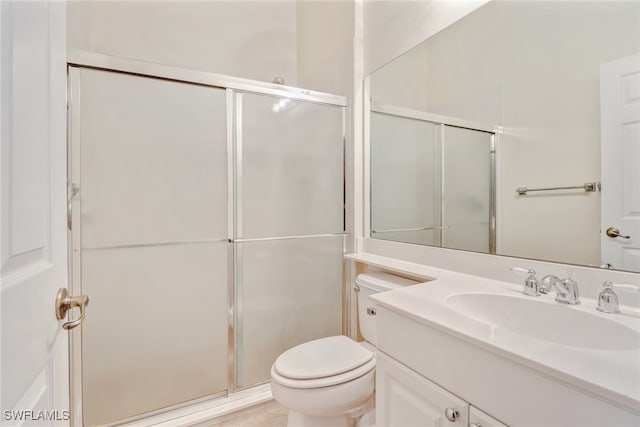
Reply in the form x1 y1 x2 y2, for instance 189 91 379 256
376 351 468 427
1 1 69 426
601 53 640 271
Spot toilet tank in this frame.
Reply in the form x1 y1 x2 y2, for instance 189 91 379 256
356 272 419 346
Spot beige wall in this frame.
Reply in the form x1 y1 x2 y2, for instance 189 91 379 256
369 45 429 110
68 1 299 85
296 1 355 96
363 0 488 75
68 0 357 97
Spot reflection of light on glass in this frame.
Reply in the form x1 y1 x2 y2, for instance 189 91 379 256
272 98 290 112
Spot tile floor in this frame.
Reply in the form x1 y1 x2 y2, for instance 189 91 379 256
203 396 374 426
206 401 288 427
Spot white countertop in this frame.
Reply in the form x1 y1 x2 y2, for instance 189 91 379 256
346 253 640 413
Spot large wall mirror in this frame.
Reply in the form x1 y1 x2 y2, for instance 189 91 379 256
367 0 640 273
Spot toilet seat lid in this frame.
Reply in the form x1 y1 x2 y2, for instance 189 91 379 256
274 335 373 380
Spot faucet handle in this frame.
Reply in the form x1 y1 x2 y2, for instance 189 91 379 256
597 281 620 314
510 267 539 296
597 281 640 314
561 269 578 288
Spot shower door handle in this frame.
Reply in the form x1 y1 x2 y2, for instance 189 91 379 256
56 288 90 330
67 198 72 230
67 183 79 231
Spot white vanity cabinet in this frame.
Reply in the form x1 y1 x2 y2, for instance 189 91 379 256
376 350 507 427
376 351 469 427
374 305 640 427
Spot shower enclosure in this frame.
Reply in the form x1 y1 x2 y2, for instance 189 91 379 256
67 54 347 426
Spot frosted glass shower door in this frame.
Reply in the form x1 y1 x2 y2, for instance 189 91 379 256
70 68 229 426
236 93 345 387
370 112 442 246
442 125 493 252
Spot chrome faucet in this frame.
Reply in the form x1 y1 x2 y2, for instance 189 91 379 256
539 271 580 304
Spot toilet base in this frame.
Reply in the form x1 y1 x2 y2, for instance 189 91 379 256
284 395 374 427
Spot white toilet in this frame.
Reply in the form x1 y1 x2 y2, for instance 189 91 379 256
270 272 418 427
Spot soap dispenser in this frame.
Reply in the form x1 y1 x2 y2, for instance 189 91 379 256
597 281 620 314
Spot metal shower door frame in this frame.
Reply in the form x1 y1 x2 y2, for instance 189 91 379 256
67 51 348 426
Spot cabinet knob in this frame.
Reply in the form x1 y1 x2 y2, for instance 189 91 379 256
444 408 459 422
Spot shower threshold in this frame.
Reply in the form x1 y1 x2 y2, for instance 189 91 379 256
112 384 272 427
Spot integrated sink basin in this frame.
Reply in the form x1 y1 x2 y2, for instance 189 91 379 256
446 293 640 351
367 265 640 414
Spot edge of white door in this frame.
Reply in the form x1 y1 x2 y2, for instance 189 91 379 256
1 1 69 426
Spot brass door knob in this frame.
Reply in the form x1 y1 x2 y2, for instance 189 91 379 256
55 288 90 330
605 227 630 239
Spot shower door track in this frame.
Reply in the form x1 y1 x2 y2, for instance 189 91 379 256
67 50 347 107
67 50 349 427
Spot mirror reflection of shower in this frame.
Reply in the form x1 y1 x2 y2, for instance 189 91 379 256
369 106 496 254
366 0 640 271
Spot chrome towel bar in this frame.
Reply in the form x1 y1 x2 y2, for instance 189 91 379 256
371 226 449 234
516 181 600 195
